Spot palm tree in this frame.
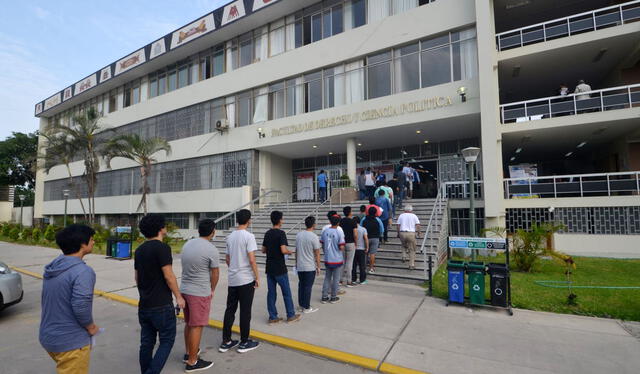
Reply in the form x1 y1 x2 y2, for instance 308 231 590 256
45 107 111 224
104 134 171 215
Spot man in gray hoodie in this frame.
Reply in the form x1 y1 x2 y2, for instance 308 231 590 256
39 224 100 374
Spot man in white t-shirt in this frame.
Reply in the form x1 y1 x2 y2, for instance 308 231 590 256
574 79 592 101
396 205 421 269
220 209 260 354
402 163 414 199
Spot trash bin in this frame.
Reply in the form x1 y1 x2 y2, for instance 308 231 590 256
467 261 486 305
116 241 132 259
447 260 466 304
487 263 508 307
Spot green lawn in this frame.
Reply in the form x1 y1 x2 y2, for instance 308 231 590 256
0 236 186 256
431 255 640 321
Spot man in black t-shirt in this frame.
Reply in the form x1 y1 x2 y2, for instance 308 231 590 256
134 214 185 374
339 206 358 287
262 211 300 324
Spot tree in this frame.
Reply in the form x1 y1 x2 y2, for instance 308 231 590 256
44 107 111 224
104 134 171 215
0 132 38 189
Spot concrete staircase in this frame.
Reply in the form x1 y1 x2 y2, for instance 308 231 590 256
212 198 446 284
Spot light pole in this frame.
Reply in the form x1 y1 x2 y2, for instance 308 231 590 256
18 195 25 228
63 190 70 227
461 147 481 261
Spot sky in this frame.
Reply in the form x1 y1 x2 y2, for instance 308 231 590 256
0 0 231 140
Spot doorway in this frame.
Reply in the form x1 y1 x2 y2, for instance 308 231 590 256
408 160 438 198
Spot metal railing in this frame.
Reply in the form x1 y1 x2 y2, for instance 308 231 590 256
504 171 640 199
214 189 281 228
496 0 640 51
500 83 640 124
285 189 341 235
442 180 484 199
248 187 312 233
418 188 446 294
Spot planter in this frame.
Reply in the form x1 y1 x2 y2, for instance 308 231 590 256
330 188 357 204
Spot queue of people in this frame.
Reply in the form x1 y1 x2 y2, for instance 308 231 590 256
38 202 422 374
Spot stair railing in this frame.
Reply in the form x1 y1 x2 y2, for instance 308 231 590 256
214 189 281 229
285 189 340 235
248 187 313 233
418 188 446 294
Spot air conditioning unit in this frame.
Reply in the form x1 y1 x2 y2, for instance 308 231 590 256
215 119 229 133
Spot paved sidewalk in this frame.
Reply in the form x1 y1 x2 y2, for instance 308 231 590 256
2 241 640 374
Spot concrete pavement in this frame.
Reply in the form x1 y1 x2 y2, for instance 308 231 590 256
2 241 640 374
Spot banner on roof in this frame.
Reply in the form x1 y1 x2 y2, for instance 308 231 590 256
75 74 97 95
100 66 112 83
252 0 279 11
44 93 61 111
221 1 246 26
150 38 166 59
35 102 43 115
170 14 215 50
63 87 73 101
115 49 146 76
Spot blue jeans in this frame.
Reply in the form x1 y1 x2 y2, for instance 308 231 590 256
138 304 176 374
319 187 327 201
358 189 366 200
322 265 343 299
267 273 295 320
297 271 316 309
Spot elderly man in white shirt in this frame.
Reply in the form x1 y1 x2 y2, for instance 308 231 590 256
396 205 421 270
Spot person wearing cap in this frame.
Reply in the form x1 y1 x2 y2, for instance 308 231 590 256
396 205 421 270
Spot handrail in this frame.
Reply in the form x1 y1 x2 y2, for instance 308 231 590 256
418 188 445 282
214 189 281 225
504 171 640 198
285 189 339 235
248 187 312 233
504 170 640 181
500 83 640 108
496 0 640 50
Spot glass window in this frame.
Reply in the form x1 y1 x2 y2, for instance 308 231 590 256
237 91 252 127
305 71 323 112
311 13 322 42
168 71 177 91
270 20 286 56
422 34 450 50
124 88 131 107
368 0 391 23
303 16 312 45
323 9 332 39
213 45 224 76
158 74 167 95
269 82 285 120
226 40 238 71
332 5 344 35
421 45 451 88
367 51 392 99
324 68 335 109
132 85 140 104
149 79 158 98
285 78 301 116
394 43 420 93
452 30 478 81
108 92 117 113
200 56 211 81
239 33 253 67
190 62 199 84
178 66 189 88
351 0 366 28
295 16 304 48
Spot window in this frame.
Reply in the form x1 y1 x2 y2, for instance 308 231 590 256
226 40 238 71
270 18 286 56
168 70 177 91
451 29 478 81
108 91 117 113
332 4 344 35
305 71 323 112
392 0 419 15
178 65 189 88
421 35 451 88
213 45 225 76
311 13 322 42
190 61 199 84
158 74 167 95
237 91 252 127
132 85 140 105
367 51 392 99
149 77 158 98
165 213 189 229
346 0 366 29
368 0 391 23
254 26 268 62
269 82 285 120
253 87 268 123
286 78 303 116
394 43 420 93
323 68 335 108
239 33 253 67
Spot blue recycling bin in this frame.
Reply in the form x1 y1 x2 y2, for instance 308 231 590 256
116 242 132 258
447 260 465 304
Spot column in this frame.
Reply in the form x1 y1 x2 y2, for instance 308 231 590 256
33 117 49 220
346 138 357 186
475 0 506 229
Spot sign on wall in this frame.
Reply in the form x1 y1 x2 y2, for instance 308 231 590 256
44 93 61 111
221 1 246 26
252 0 279 11
170 14 215 49
115 48 146 76
449 237 506 250
63 87 73 101
75 74 97 95
100 66 112 83
149 38 166 59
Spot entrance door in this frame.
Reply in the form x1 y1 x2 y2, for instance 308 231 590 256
408 160 438 198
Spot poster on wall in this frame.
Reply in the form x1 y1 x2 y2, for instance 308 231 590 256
63 87 73 101
75 74 97 95
221 1 246 26
296 173 314 201
252 0 279 11
509 163 539 198
115 48 146 76
44 93 61 111
100 66 112 83
149 38 166 59
170 14 215 49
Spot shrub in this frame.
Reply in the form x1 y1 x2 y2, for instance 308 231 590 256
20 227 33 241
162 222 180 246
92 225 111 250
1 223 16 237
8 227 20 241
43 225 61 242
31 227 42 242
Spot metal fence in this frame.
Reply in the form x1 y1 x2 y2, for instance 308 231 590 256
441 180 484 199
496 0 640 51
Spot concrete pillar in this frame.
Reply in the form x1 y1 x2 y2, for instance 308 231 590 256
346 138 357 186
475 0 506 229
34 117 49 219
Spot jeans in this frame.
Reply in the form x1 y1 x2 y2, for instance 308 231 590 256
352 250 367 283
396 187 405 208
341 243 356 284
267 273 295 320
322 265 343 298
366 185 375 199
138 304 176 374
297 271 316 309
319 187 327 202
358 189 366 200
223 281 255 343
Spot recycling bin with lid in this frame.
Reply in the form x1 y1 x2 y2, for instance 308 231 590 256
487 263 508 307
467 261 486 305
447 260 466 304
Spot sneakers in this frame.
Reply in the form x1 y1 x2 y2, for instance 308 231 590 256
218 340 239 353
268 317 283 325
321 297 330 304
330 297 341 304
345 283 355 288
183 348 201 363
185 358 214 373
237 339 260 353
368 269 375 274
337 289 346 295
359 280 368 285
303 307 318 314
287 314 302 323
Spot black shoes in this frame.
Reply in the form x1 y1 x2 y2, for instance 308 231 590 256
185 358 214 373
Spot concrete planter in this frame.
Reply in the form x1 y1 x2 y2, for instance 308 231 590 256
330 188 358 204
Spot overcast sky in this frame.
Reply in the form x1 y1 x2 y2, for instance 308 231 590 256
0 0 231 140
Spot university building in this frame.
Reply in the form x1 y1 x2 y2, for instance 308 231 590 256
34 0 640 256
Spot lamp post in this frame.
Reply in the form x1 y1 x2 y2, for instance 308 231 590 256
461 147 481 261
63 189 70 227
18 195 25 228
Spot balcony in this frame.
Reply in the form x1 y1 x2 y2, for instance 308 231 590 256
504 171 640 199
500 83 640 124
496 0 640 51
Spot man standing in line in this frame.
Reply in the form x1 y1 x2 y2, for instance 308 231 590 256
357 170 366 200
361 207 384 274
40 224 100 374
317 170 328 202
402 163 415 199
364 167 376 199
180 218 220 372
352 218 369 285
135 214 185 374
375 190 393 244
220 209 260 353
396 168 407 209
339 206 358 288
397 205 421 270
295 216 322 313
262 210 301 324
320 214 346 304
375 181 394 217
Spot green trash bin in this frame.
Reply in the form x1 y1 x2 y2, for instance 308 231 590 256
467 261 486 305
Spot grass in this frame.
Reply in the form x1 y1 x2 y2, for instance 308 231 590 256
431 254 640 321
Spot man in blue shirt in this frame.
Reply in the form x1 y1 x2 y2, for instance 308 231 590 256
317 170 328 202
375 190 393 243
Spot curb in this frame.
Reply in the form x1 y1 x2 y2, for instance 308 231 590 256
11 266 429 374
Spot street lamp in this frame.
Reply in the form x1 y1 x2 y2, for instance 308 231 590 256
63 190 70 227
461 147 481 260
18 195 25 228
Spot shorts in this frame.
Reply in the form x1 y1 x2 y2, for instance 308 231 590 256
368 238 380 254
183 294 212 327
